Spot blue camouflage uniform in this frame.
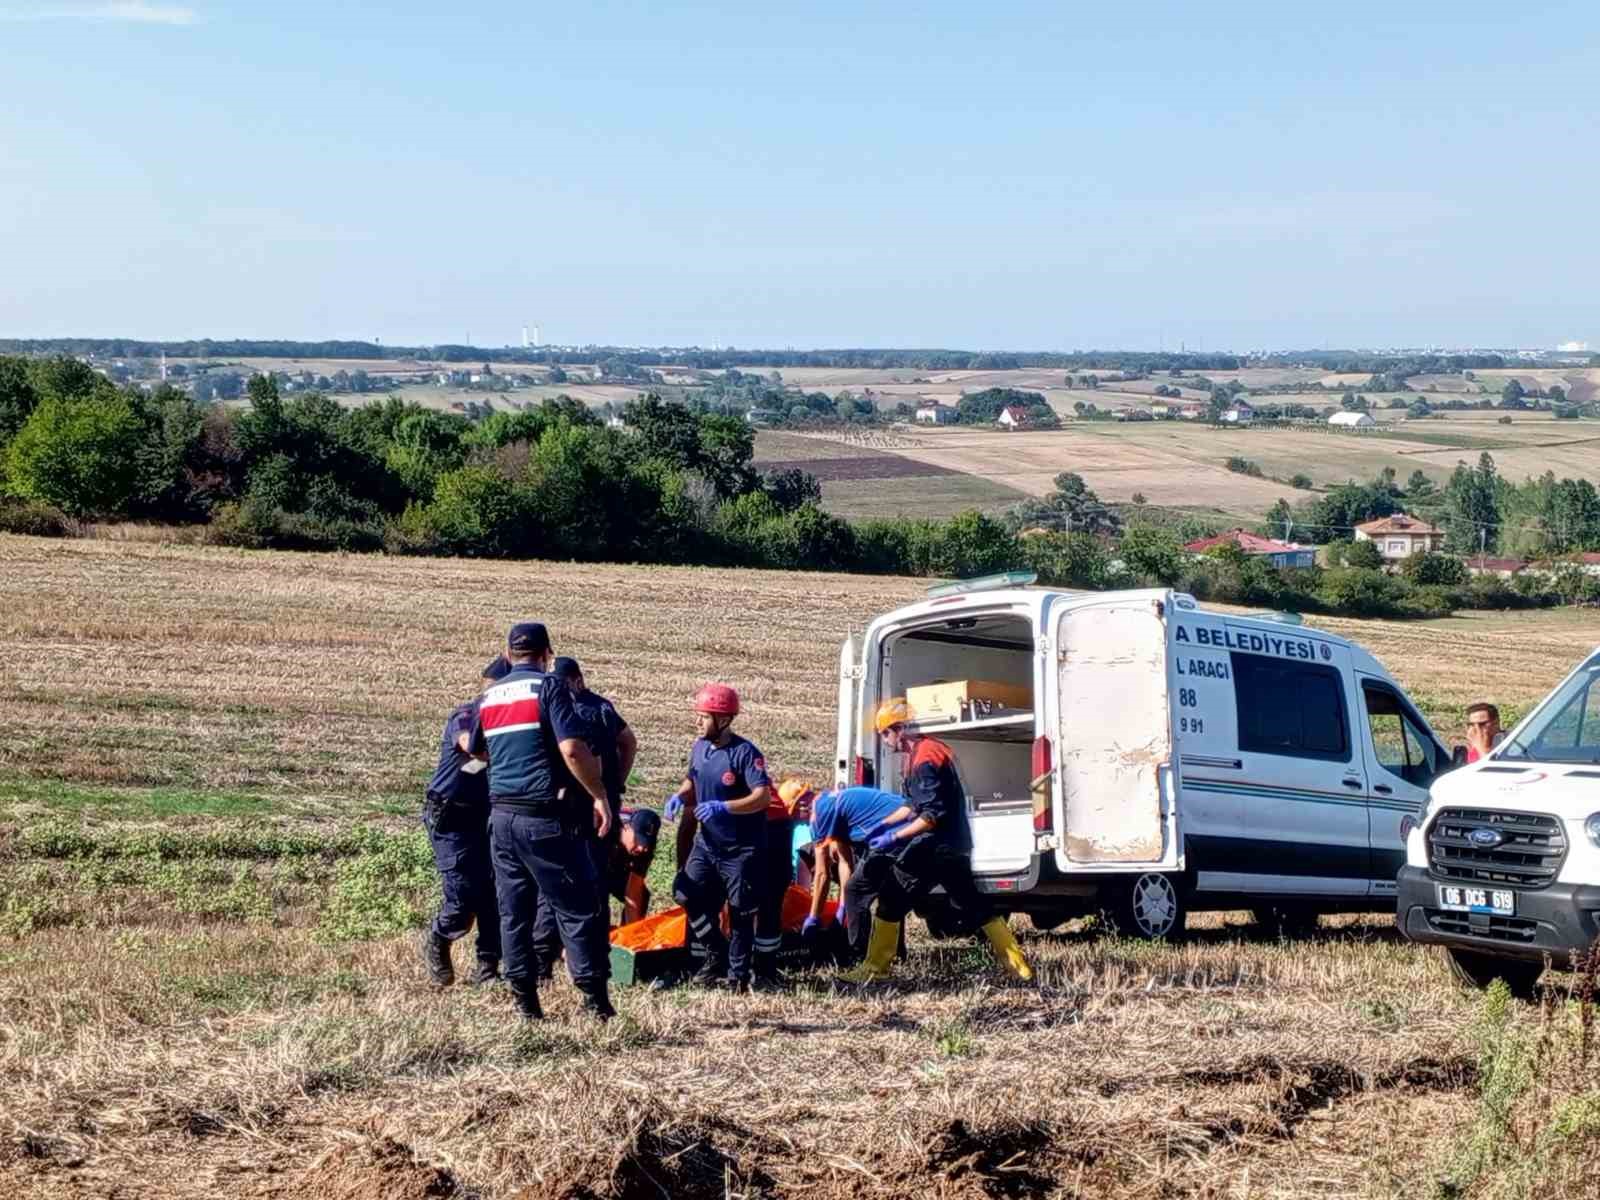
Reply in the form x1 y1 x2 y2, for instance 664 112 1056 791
673 734 771 983
423 699 501 970
472 655 611 1014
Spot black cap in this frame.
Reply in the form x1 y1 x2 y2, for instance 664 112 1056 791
552 656 582 681
626 807 660 850
481 655 512 682
507 622 550 655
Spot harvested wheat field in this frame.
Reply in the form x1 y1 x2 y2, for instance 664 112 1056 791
3 535 1599 1200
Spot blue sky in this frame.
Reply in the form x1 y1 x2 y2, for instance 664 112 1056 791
1 2 1595 350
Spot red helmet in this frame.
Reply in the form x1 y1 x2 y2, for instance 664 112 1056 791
693 683 740 716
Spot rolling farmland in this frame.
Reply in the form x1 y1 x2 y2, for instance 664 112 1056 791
2 535 1600 1197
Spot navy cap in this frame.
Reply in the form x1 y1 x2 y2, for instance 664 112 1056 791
507 622 550 655
482 655 512 682
626 807 660 850
552 656 582 681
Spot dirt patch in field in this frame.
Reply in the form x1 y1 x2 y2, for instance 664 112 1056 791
762 455 956 481
515 1115 777 1200
293 1137 459 1200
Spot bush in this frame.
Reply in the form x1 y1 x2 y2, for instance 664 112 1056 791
1319 567 1410 616
1018 531 1109 589
1224 457 1264 478
0 497 76 537
1119 525 1186 585
1400 550 1467 586
1289 473 1314 490
4 392 145 517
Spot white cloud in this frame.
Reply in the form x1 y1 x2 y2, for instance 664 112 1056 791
0 3 198 23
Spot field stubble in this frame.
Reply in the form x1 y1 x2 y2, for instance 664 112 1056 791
4 536 1600 1197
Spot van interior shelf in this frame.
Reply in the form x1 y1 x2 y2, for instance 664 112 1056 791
912 710 1035 743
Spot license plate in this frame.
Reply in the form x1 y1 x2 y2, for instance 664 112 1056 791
1437 885 1515 916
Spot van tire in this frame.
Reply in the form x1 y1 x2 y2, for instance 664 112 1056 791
1104 873 1187 940
1444 947 1544 999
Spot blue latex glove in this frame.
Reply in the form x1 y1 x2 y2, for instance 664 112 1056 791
695 800 729 820
800 915 822 940
664 794 685 821
869 830 900 852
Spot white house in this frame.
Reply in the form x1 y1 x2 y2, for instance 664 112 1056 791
1328 411 1376 428
1221 402 1254 425
915 404 957 425
997 405 1030 430
1354 514 1446 563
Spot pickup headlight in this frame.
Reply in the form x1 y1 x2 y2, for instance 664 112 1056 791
1586 813 1600 849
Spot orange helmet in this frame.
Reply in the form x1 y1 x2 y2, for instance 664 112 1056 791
692 683 740 716
874 697 914 734
777 778 815 815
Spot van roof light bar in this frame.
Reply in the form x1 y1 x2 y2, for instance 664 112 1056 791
925 569 1038 599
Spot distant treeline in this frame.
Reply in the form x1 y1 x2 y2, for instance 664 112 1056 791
6 340 1583 374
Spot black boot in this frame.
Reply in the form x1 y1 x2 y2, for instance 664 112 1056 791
467 959 500 986
424 931 454 986
509 978 544 1020
753 957 785 991
578 983 616 1022
691 955 728 987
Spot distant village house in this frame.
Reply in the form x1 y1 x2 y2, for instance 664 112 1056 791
915 403 957 425
1354 514 1445 563
1183 529 1316 569
997 405 1030 430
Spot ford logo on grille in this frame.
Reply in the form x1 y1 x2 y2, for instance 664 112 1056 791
1469 827 1505 848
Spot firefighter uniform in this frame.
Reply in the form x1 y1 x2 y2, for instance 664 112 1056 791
673 734 771 986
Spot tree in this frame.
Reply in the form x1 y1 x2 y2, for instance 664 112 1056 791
760 467 822 512
1442 452 1502 553
0 355 39 444
1119 525 1185 584
5 392 145 516
1400 550 1466 586
1500 379 1527 410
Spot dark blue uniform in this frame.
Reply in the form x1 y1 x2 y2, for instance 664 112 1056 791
423 700 501 970
471 665 610 1005
534 689 630 971
673 734 771 983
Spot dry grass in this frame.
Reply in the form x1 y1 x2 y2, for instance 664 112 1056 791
4 535 1600 1197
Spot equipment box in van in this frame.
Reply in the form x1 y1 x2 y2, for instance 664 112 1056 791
836 577 1450 938
1398 647 1600 995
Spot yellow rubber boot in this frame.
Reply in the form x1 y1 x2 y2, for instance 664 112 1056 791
839 918 900 983
981 917 1034 982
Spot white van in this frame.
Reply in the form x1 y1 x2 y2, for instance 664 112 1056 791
1398 647 1600 996
835 576 1450 937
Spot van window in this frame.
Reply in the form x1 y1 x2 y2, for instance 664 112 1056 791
1362 683 1439 787
1231 652 1350 762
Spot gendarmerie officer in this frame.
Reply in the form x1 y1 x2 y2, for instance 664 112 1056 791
422 655 513 986
533 656 638 973
470 623 616 1021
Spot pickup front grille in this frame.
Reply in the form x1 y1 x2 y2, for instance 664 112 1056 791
1427 807 1566 890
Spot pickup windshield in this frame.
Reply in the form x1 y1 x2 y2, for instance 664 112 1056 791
1499 653 1600 764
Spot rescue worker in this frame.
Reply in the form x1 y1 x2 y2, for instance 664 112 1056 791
665 683 772 991
607 806 661 925
471 623 616 1022
422 655 513 987
752 768 801 987
802 782 910 960
531 656 638 974
840 697 1033 984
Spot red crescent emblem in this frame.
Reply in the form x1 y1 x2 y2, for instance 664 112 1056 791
721 771 737 786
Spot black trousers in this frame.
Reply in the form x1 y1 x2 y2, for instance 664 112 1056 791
674 837 763 981
489 809 609 991
847 835 991 931
423 799 500 964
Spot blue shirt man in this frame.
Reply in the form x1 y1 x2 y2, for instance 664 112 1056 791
810 786 909 847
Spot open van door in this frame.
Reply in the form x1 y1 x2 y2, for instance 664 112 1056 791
1052 593 1181 872
834 632 861 790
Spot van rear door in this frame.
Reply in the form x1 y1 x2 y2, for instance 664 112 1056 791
1051 592 1180 871
834 632 860 790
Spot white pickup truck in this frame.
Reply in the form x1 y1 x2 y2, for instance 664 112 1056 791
1398 648 1600 995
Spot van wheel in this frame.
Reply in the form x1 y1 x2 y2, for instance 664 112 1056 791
1252 905 1322 937
1105 873 1187 940
1444 947 1544 999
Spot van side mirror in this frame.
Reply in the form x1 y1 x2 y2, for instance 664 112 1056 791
1451 744 1468 767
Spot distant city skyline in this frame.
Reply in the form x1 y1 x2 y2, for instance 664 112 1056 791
1 2 1596 350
